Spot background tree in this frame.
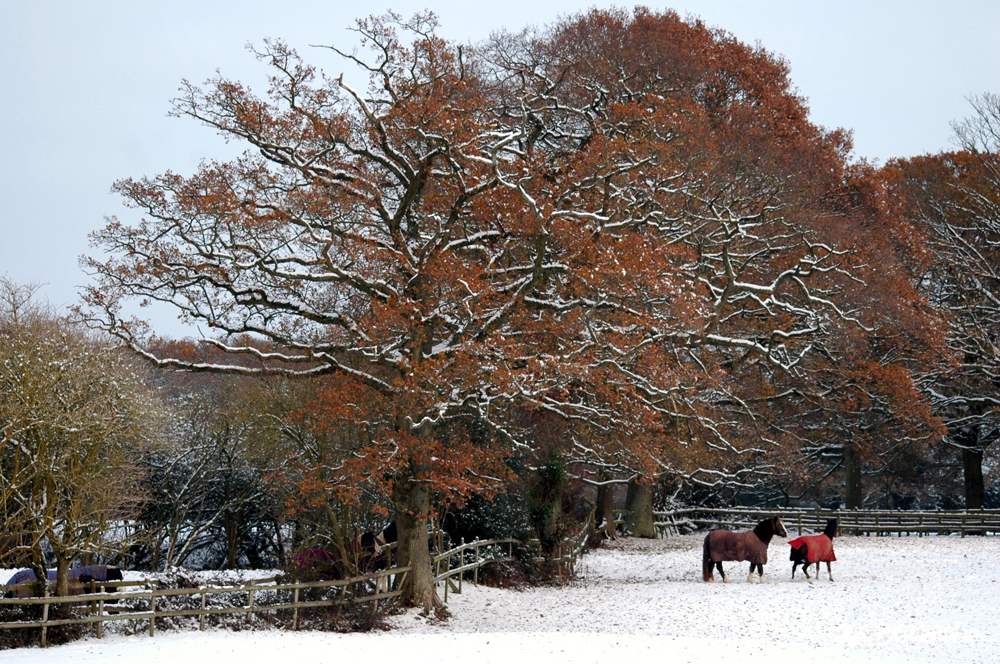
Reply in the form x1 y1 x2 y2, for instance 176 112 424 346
887 94 1000 509
0 279 163 596
134 370 283 570
759 168 944 509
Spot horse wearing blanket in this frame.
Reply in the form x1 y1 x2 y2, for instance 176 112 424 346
4 565 123 598
788 518 840 581
702 516 787 583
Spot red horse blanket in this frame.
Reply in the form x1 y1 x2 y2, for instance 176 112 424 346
707 529 768 565
787 534 836 562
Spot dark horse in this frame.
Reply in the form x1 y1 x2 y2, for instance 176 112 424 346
4 565 123 598
788 518 840 581
292 522 397 580
702 516 788 583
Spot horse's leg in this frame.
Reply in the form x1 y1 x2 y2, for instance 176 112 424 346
747 562 755 584
716 561 728 583
826 561 834 582
703 537 714 582
758 563 766 583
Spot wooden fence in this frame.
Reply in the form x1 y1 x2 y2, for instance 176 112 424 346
0 566 410 648
644 507 1000 537
430 528 591 600
0 535 534 648
2 517 627 649
432 538 519 601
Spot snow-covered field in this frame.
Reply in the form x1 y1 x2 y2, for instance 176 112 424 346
2 534 998 663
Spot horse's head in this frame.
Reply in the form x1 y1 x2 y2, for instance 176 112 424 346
753 516 787 543
824 518 840 538
360 532 378 553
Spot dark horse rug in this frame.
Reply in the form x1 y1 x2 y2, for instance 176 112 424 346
706 529 769 565
4 565 123 597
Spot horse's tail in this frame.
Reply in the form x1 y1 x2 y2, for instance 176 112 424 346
702 534 713 582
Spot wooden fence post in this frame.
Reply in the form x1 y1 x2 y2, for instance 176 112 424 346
149 587 156 637
442 556 451 604
474 543 480 586
246 583 256 624
97 598 104 639
292 586 299 631
40 600 49 648
200 591 207 631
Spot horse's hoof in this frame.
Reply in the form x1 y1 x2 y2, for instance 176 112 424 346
722 577 729 584
759 576 766 584
706 577 715 583
747 574 754 584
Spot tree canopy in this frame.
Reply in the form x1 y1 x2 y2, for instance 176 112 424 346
81 9 952 605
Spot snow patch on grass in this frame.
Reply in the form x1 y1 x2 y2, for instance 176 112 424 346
2 535 997 663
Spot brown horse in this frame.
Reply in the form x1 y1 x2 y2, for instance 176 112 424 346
702 516 788 583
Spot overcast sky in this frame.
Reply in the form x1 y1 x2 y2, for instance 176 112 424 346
2 1 999 338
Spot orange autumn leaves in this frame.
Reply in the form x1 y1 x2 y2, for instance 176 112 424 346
83 8 947 517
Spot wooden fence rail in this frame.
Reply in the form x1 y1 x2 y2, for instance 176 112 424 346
432 538 520 602
632 507 1000 537
0 535 535 648
0 566 410 648
2 520 610 648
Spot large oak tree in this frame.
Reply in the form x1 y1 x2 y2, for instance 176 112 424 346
84 9 877 608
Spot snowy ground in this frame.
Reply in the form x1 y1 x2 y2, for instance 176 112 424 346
2 534 998 663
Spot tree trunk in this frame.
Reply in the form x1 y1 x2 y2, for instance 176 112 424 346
624 477 656 538
529 454 566 556
595 481 617 540
963 446 985 510
29 545 48 598
225 512 239 569
393 465 445 617
274 519 287 568
844 442 863 509
55 555 70 598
